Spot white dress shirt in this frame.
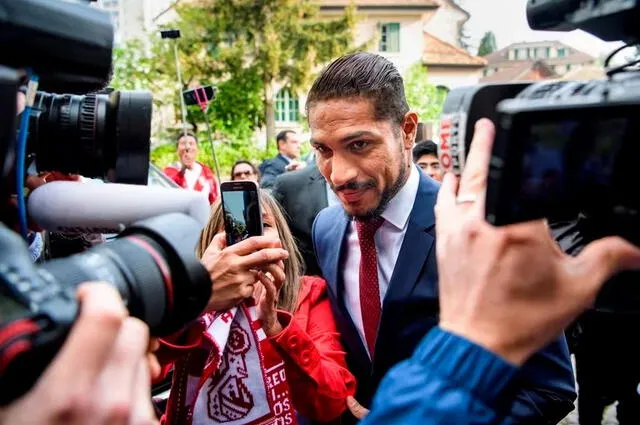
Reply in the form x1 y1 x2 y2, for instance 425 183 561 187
342 166 421 358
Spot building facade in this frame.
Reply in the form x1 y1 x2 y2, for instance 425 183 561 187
481 40 597 82
272 0 485 136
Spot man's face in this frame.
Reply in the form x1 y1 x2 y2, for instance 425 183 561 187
177 135 198 168
416 154 442 181
279 133 301 159
310 98 416 219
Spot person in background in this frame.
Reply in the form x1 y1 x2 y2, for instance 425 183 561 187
413 140 443 182
156 191 356 424
259 130 304 189
164 132 219 204
230 160 260 183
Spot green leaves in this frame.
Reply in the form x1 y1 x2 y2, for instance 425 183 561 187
404 62 447 123
478 31 498 57
114 0 359 175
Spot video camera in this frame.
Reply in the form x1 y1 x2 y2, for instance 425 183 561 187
439 0 640 312
0 0 212 405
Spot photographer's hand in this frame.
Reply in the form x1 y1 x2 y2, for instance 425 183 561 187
0 282 158 425
200 233 289 312
436 119 640 366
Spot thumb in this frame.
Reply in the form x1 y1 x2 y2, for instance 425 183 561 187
572 236 640 298
347 396 370 420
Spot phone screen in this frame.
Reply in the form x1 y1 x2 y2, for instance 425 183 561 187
221 185 262 246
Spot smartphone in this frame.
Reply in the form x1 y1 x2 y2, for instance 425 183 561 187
220 181 263 246
183 86 217 106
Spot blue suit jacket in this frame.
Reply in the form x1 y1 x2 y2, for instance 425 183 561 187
312 171 576 424
259 153 289 189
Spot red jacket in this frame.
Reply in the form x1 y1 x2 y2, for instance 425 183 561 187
163 161 219 204
157 276 356 424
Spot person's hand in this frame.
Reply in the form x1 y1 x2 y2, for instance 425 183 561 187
255 263 286 336
200 233 289 312
347 396 369 420
285 161 305 172
0 282 158 425
435 118 640 366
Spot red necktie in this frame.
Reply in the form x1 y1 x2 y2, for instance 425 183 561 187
356 217 385 357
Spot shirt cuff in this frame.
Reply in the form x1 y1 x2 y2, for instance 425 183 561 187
416 327 518 404
269 310 321 373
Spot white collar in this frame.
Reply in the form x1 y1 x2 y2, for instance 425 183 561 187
380 165 420 230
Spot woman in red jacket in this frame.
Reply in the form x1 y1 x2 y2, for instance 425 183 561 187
157 191 356 424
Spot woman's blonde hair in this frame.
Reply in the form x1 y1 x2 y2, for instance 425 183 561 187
196 190 303 313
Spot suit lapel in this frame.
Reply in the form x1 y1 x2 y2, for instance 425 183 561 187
324 212 349 302
375 173 439 356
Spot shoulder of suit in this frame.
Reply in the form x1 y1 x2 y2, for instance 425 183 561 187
274 165 311 187
314 204 344 231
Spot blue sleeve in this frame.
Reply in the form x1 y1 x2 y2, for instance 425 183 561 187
259 161 279 189
506 336 576 424
361 328 518 425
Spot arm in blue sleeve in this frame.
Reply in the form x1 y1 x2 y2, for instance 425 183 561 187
361 327 518 425
505 335 576 424
259 161 279 189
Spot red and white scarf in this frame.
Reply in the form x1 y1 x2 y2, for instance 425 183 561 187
165 303 298 425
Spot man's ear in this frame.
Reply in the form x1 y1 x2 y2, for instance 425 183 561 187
402 112 419 149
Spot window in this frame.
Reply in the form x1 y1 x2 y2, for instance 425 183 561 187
379 23 400 53
514 49 520 60
275 89 299 123
545 47 551 58
558 48 567 58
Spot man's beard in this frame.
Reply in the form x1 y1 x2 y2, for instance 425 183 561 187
337 160 410 222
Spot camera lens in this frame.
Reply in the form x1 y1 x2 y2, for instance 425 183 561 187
0 213 211 406
27 90 152 185
37 213 211 335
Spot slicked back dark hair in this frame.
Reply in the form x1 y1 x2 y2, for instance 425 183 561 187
306 52 409 126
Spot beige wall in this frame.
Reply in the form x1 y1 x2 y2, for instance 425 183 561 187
322 10 426 75
423 2 467 48
427 67 484 90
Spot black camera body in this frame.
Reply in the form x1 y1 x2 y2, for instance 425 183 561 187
0 0 214 405
0 0 153 194
438 0 640 312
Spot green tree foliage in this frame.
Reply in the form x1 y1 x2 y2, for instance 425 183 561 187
111 0 360 177
404 63 447 123
172 0 360 148
477 31 498 57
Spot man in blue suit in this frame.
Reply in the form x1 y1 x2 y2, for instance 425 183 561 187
259 130 304 189
308 52 576 424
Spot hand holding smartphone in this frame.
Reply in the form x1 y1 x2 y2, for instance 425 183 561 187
220 181 263 246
